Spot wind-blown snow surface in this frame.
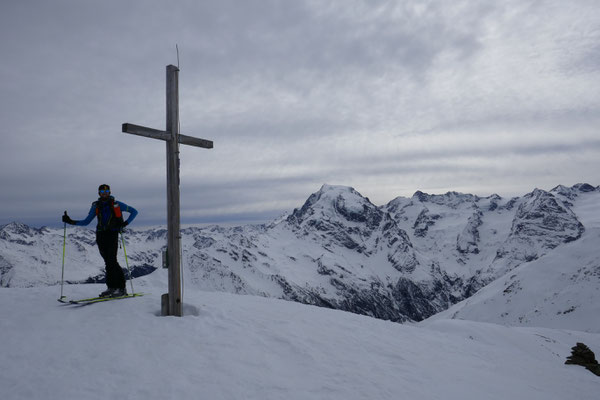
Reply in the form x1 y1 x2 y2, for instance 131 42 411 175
1 276 599 400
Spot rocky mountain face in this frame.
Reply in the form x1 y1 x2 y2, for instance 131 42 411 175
1 183 597 323
488 188 585 279
428 184 600 332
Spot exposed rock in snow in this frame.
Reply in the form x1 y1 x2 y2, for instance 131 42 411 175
456 211 483 254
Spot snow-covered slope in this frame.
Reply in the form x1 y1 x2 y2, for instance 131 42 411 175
1 183 597 326
426 185 600 332
1 281 599 400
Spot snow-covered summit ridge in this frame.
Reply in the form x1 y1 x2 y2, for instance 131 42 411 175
1 183 598 327
0 222 50 239
424 183 600 332
287 184 380 227
410 189 484 208
551 183 598 199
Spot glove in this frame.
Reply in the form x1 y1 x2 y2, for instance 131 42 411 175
119 221 129 232
62 211 76 225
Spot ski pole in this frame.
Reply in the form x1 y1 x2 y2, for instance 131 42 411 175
120 231 135 295
60 218 67 301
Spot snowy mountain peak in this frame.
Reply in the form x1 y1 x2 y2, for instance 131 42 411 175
514 188 584 244
412 190 480 209
0 221 49 243
287 184 378 227
1 221 36 235
551 183 599 200
486 187 586 281
573 183 598 192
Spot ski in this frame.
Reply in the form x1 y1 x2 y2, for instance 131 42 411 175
60 292 144 305
58 295 106 303
71 292 144 304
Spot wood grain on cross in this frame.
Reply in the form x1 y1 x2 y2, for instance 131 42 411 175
122 65 213 317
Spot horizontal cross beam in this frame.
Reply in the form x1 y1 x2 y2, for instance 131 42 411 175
122 123 213 149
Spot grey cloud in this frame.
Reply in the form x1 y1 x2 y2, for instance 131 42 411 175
1 0 599 228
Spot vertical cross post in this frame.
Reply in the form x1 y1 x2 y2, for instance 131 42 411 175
122 65 213 317
166 65 182 317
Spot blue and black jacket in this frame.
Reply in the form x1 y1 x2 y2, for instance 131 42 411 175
75 196 138 232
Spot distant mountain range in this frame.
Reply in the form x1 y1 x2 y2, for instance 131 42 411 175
1 183 598 328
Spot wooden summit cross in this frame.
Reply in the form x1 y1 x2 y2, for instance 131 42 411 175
122 65 213 317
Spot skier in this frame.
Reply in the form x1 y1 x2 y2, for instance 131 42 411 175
62 184 138 297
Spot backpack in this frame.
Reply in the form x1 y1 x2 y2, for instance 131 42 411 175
94 196 124 231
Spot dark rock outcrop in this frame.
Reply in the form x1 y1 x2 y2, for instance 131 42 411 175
565 343 600 376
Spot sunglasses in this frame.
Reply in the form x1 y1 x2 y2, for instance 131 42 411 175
99 190 110 194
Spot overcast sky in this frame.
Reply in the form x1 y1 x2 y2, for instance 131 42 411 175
1 0 599 228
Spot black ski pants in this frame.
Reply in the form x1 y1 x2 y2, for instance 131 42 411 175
96 230 126 290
